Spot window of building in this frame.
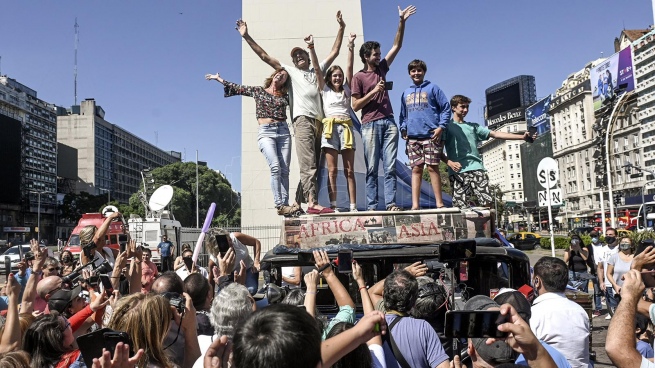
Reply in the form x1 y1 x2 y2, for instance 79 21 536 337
510 164 514 169
511 183 515 189
517 163 520 168
510 174 514 179
509 154 512 160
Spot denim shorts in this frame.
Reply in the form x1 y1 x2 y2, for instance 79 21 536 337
322 123 356 152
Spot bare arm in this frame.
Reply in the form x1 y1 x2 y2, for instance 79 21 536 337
19 240 46 315
597 262 605 286
489 131 531 141
323 11 346 69
236 20 282 70
0 275 22 353
384 5 416 67
607 263 620 292
606 270 645 368
314 250 355 308
282 267 302 286
304 35 325 91
321 311 386 367
564 248 570 264
346 33 356 85
205 73 226 84
303 270 319 318
351 80 384 111
94 211 121 244
234 232 261 270
353 261 381 346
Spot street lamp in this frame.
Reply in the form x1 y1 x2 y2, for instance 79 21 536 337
605 91 633 228
29 190 46 242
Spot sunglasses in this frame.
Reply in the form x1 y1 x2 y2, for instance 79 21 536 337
47 267 60 272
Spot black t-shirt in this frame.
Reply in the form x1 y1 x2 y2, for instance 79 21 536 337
570 250 588 272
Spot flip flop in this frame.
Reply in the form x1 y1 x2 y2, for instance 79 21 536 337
319 207 335 214
386 205 402 211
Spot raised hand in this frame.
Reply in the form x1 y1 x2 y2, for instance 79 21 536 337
404 261 428 277
217 247 235 277
235 19 248 37
336 10 345 28
313 250 333 276
234 260 247 285
203 335 232 368
352 260 364 283
205 73 223 83
304 35 314 46
91 342 144 368
304 269 319 290
348 32 356 43
398 5 417 21
490 304 541 356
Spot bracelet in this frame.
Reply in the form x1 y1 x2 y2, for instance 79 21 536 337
348 43 355 48
358 286 367 291
305 291 318 295
307 44 314 49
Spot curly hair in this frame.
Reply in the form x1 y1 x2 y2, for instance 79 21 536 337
383 270 418 313
359 41 380 64
209 283 254 338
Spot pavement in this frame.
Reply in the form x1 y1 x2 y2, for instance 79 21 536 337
524 248 613 367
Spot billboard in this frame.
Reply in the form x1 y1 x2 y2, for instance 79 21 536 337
486 83 522 117
590 46 635 111
526 96 552 134
487 107 525 130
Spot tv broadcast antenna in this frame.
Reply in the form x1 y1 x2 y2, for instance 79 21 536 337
74 18 79 105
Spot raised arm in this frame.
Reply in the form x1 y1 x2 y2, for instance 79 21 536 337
234 232 261 271
353 261 382 347
19 240 46 315
384 5 416 67
305 35 325 91
0 274 22 353
205 72 226 85
303 270 319 318
323 11 347 69
314 250 355 308
489 130 536 141
346 33 356 85
606 270 646 368
236 19 282 70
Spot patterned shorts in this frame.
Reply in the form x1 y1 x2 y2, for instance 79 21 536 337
406 138 443 168
449 170 493 208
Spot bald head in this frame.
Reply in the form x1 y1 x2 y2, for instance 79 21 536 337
36 276 62 300
151 271 184 295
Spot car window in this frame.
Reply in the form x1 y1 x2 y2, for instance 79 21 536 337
525 234 535 239
2 246 31 255
68 235 80 246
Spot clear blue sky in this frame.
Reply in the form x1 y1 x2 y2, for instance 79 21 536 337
2 0 653 192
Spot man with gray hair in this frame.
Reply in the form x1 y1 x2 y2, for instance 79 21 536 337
43 257 61 277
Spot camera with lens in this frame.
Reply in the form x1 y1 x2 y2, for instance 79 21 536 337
162 292 186 314
82 242 97 259
24 252 35 262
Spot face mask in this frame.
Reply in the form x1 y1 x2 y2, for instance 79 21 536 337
62 256 71 263
619 243 631 251
605 236 616 245
591 237 599 244
571 239 580 246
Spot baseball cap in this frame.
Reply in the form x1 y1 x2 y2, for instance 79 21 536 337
290 47 308 59
494 289 532 322
463 295 516 365
48 284 82 314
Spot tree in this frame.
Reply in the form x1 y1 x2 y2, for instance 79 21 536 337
126 162 240 227
59 192 112 222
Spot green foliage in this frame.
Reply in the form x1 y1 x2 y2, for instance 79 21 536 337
629 230 655 245
539 236 571 249
127 162 240 227
59 192 110 222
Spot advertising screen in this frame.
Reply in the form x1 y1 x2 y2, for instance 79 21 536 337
486 83 521 117
590 46 634 111
526 96 552 134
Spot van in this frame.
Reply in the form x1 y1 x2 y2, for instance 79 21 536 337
64 213 128 259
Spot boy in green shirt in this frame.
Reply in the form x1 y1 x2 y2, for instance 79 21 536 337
442 95 536 208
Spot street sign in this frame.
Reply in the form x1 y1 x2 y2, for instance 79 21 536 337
537 157 559 189
538 189 562 206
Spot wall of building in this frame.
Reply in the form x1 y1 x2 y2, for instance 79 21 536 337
479 121 527 202
634 30 655 182
240 0 364 250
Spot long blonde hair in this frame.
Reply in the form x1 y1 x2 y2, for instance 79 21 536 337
263 69 290 95
108 293 174 368
78 225 97 246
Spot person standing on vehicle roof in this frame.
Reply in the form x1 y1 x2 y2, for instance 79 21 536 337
205 228 261 295
157 235 174 272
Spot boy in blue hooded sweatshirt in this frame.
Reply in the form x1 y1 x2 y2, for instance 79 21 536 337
399 59 451 210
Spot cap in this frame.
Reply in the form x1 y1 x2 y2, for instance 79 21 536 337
48 284 82 314
494 289 532 322
463 296 516 365
290 47 307 59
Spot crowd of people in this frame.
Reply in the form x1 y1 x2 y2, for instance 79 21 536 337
206 6 536 214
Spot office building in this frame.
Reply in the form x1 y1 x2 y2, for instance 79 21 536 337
633 28 655 186
57 98 181 204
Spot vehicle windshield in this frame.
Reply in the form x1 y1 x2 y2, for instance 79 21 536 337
3 246 31 255
68 234 80 246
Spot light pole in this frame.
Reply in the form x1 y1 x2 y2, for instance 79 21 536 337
605 92 632 228
29 190 46 242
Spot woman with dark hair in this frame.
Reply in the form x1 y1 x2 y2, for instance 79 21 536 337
22 312 82 368
305 32 358 212
564 234 591 292
59 250 77 277
206 69 297 216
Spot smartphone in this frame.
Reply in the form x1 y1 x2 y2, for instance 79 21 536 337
526 126 537 143
118 235 129 253
642 271 655 288
77 328 133 367
438 240 476 262
384 81 394 90
183 256 194 271
635 239 654 257
444 310 509 338
99 274 114 295
337 249 353 273
217 235 230 257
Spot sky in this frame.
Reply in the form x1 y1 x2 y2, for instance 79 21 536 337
2 0 653 192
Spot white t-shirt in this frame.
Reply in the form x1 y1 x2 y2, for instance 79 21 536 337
601 245 620 287
321 84 351 117
208 233 253 273
281 61 327 120
369 344 387 368
591 243 605 266
281 267 301 288
176 266 209 281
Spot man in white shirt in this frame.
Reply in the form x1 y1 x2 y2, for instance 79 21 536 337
597 227 620 319
588 230 606 317
176 248 208 281
530 257 591 368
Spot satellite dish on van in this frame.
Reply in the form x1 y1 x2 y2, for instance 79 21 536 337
149 185 174 212
102 205 119 218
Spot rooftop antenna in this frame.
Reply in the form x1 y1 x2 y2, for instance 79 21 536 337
155 131 159 147
74 18 79 105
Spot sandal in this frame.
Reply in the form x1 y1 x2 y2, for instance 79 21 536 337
386 205 403 212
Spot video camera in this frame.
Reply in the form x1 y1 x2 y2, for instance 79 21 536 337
61 258 113 286
162 292 186 314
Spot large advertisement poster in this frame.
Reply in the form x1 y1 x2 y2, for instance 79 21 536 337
590 46 634 111
526 96 552 134
281 210 492 249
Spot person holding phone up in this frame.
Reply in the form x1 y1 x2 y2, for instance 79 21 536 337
206 228 261 295
564 234 591 292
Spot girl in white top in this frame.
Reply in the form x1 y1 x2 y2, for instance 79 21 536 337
305 33 358 212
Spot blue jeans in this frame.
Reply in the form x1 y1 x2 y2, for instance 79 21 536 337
229 267 260 295
605 286 619 310
257 122 292 207
591 274 602 311
361 117 399 210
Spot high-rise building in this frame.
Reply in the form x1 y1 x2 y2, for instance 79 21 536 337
57 99 181 204
633 29 655 185
0 76 58 242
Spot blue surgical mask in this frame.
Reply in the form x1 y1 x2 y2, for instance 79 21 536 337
591 237 599 244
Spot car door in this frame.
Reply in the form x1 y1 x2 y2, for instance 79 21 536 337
524 233 538 248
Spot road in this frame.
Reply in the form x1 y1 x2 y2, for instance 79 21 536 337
524 248 613 367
